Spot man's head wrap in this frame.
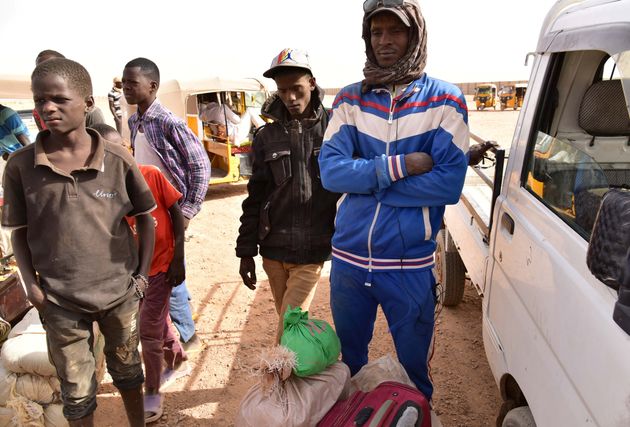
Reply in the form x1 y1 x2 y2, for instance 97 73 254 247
362 0 427 91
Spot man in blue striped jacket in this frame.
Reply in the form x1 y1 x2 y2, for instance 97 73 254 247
319 0 469 400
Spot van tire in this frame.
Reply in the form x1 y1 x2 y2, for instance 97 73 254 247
435 229 466 307
502 406 536 427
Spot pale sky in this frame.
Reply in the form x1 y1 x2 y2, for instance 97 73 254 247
2 0 553 96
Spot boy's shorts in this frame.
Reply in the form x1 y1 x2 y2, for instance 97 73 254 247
42 294 144 421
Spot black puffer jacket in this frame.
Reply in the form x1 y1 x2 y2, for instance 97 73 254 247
236 86 339 264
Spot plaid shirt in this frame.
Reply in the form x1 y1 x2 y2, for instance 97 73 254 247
129 100 210 219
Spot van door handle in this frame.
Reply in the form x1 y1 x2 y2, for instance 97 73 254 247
501 213 515 235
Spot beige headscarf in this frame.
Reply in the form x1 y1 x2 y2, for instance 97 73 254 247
362 0 427 91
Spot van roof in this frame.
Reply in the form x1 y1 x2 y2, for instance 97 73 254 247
538 0 630 54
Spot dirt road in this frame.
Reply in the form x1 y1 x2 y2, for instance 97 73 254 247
95 105 520 427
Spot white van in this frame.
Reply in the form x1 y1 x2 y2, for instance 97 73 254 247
438 1 630 425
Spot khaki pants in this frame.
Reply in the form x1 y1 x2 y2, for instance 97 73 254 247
262 258 323 343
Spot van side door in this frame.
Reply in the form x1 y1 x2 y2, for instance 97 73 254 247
487 46 630 426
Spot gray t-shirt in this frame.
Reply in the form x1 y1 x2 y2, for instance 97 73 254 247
1 129 156 313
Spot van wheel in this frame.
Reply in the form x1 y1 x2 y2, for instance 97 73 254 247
502 406 536 427
435 229 466 306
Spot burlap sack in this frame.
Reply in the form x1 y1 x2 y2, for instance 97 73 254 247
236 361 351 427
1 334 56 377
43 404 68 427
15 375 60 405
0 406 17 427
0 364 17 406
6 395 44 426
349 354 416 394
7 308 45 339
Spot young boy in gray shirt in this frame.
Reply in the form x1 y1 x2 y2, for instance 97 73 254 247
2 58 156 427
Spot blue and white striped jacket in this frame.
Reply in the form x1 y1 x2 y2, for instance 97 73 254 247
319 73 469 272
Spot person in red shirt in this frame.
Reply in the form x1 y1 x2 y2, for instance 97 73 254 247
93 123 187 423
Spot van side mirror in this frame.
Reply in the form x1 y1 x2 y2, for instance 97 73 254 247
587 189 630 334
524 52 536 66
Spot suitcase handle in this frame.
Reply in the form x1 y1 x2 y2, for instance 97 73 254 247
368 400 394 427
354 407 374 426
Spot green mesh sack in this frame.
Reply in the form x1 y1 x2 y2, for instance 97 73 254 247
280 306 341 377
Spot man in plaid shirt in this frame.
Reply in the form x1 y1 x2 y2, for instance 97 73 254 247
123 57 210 353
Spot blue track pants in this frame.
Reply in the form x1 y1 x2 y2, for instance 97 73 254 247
330 259 436 399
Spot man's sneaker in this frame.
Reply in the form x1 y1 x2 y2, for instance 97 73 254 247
180 333 203 353
160 362 191 390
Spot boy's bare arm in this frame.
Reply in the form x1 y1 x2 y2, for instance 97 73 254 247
16 133 30 147
167 203 186 287
11 228 46 311
134 213 155 278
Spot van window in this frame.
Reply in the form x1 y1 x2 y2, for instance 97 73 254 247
522 50 630 240
602 56 621 80
526 133 609 238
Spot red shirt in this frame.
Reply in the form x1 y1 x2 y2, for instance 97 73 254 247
33 109 46 130
127 165 183 276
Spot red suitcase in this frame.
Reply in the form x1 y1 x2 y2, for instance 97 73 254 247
318 381 431 427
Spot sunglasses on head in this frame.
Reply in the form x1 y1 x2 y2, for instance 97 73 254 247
363 0 405 13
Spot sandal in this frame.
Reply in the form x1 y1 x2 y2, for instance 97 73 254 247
160 361 192 390
144 393 163 423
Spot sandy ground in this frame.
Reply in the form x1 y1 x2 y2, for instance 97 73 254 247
94 100 520 427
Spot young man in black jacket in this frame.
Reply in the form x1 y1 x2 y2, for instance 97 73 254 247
236 48 339 343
